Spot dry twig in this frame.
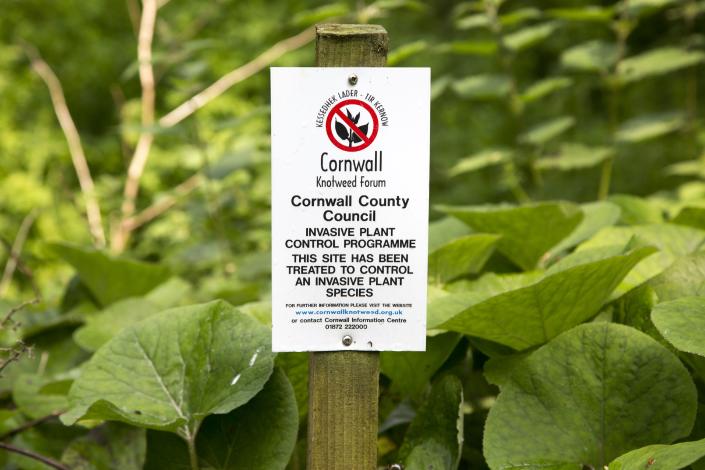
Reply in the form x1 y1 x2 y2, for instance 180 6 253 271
0 210 37 297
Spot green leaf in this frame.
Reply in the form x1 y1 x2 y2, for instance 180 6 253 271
547 6 614 22
610 438 705 470
650 252 705 301
627 0 682 16
503 22 558 52
499 7 541 27
455 13 490 30
536 143 613 171
61 423 146 470
652 297 705 357
617 48 705 83
519 116 575 145
428 217 472 252
436 40 498 56
276 352 308 418
61 300 274 439
398 375 464 470
438 202 583 270
438 248 653 350
194 368 298 469
520 77 572 104
484 323 697 470
13 373 69 419
452 74 511 100
673 206 705 230
291 3 350 27
50 243 171 306
428 234 500 283
143 369 298 470
73 298 161 352
561 40 619 73
615 112 686 143
448 148 513 177
388 40 428 66
551 201 621 254
608 194 664 224
381 333 461 396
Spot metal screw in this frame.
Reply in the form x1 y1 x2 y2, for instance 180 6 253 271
389 465 404 470
342 335 353 346
348 74 358 86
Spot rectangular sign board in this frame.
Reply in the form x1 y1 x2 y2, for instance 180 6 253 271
271 67 430 351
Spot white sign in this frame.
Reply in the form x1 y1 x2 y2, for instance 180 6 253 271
271 67 430 352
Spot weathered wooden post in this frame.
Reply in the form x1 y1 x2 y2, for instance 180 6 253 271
307 25 388 470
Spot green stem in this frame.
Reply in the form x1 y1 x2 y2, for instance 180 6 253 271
187 435 199 470
598 156 614 200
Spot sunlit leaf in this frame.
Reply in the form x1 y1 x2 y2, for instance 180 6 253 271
428 234 500 283
536 143 613 170
503 22 559 52
520 77 572 104
617 48 705 83
610 438 705 470
519 116 575 146
448 149 513 176
452 74 511 100
616 112 686 142
561 40 619 73
388 40 428 65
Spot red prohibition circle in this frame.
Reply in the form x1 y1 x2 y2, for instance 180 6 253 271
325 99 379 152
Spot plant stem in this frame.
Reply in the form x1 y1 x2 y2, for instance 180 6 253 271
0 442 69 470
187 436 199 470
0 412 62 441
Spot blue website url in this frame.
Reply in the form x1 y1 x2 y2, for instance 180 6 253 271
294 308 403 316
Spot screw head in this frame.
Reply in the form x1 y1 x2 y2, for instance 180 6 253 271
342 335 353 346
389 465 404 470
348 74 358 86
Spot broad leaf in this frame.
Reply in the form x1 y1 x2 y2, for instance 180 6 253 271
437 40 498 56
428 234 500 283
484 323 697 470
381 333 461 396
388 40 428 65
398 375 464 470
276 352 308 418
455 14 490 30
617 48 705 83
548 6 613 22
561 40 618 73
73 298 161 352
61 423 146 470
519 116 575 146
551 201 621 254
609 438 705 470
51 243 171 306
438 248 653 350
615 112 686 143
428 217 471 252
452 74 511 100
650 252 705 301
448 149 513 177
652 297 705 357
499 7 541 27
13 373 70 419
143 369 298 470
608 194 664 224
438 202 583 270
62 300 274 440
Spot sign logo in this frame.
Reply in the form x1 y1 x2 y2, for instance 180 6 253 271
325 99 379 152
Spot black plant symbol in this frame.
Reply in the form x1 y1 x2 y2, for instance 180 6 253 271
335 108 369 147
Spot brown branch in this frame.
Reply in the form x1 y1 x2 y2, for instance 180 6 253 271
0 239 41 301
159 26 315 128
122 173 203 232
120 0 158 221
0 210 37 297
23 46 106 248
1 298 39 329
0 442 69 470
0 413 61 441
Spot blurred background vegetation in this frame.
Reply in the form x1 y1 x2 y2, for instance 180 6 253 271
0 0 704 468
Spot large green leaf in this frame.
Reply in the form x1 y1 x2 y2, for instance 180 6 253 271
13 373 69 419
143 369 298 470
428 234 500 283
484 323 697 470
521 77 572 104
61 301 274 440
561 40 618 73
650 252 705 301
452 74 511 100
381 333 461 396
608 194 664 225
398 375 464 470
438 248 653 350
652 297 705 357
615 112 686 143
428 217 471 252
50 243 171 306
617 48 705 83
438 202 583 270
610 438 705 470
275 352 308 418
73 298 161 352
61 423 146 470
551 201 621 254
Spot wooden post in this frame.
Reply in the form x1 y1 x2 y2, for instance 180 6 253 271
307 24 388 470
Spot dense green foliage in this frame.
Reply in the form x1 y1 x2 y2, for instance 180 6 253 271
2 0 705 468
